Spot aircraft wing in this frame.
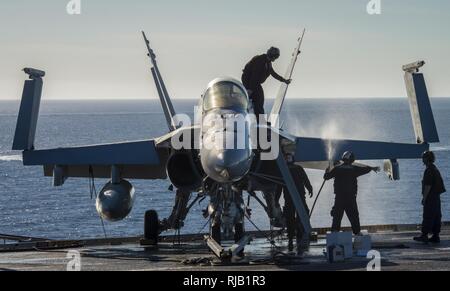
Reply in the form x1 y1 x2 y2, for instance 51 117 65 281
12 34 193 186
21 140 169 184
23 140 162 166
281 136 429 167
12 68 174 186
273 124 429 169
13 88 200 184
276 60 438 176
281 135 429 180
13 73 199 184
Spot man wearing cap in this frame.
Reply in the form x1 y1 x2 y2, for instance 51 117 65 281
324 151 380 235
414 151 446 244
241 47 291 122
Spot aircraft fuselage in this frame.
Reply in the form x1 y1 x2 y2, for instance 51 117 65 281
199 78 254 184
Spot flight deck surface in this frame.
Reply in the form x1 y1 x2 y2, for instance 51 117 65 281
0 224 449 271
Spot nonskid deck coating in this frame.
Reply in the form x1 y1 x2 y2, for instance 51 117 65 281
0 226 449 271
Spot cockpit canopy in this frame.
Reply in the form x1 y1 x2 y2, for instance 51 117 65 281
203 80 248 111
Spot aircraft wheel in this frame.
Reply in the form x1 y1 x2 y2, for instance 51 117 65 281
144 210 159 244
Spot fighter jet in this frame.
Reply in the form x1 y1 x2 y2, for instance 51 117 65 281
12 31 439 256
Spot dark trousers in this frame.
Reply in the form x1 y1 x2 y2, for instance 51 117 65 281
249 85 265 122
422 197 442 236
331 194 361 235
284 190 309 242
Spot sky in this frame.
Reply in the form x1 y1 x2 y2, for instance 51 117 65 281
0 0 449 100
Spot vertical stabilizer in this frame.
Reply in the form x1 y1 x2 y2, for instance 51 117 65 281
142 31 177 131
269 29 306 126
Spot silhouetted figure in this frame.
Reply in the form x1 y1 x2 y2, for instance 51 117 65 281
278 155 313 252
241 47 291 122
414 151 446 244
324 151 379 235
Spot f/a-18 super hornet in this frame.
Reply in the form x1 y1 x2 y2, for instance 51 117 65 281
12 30 439 258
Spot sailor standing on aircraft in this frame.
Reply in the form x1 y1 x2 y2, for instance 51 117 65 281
324 151 380 235
414 151 446 244
241 47 291 122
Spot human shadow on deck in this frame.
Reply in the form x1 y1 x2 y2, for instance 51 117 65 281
275 259 398 271
0 268 17 271
79 246 205 263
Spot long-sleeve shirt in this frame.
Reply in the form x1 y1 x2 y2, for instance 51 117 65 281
324 164 372 196
283 165 313 197
292 165 313 195
423 164 446 200
241 54 285 90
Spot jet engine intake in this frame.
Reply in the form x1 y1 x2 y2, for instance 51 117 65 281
166 151 203 191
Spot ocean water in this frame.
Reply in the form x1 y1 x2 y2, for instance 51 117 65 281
0 98 449 239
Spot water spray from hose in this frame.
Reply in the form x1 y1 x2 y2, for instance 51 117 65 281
310 140 334 217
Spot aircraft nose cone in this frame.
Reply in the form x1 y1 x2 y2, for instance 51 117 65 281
201 149 253 183
214 151 236 180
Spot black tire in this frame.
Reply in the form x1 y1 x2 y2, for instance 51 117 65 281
144 210 159 243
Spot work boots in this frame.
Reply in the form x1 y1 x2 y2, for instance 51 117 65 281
413 234 429 244
429 235 440 244
288 239 294 252
413 234 441 244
